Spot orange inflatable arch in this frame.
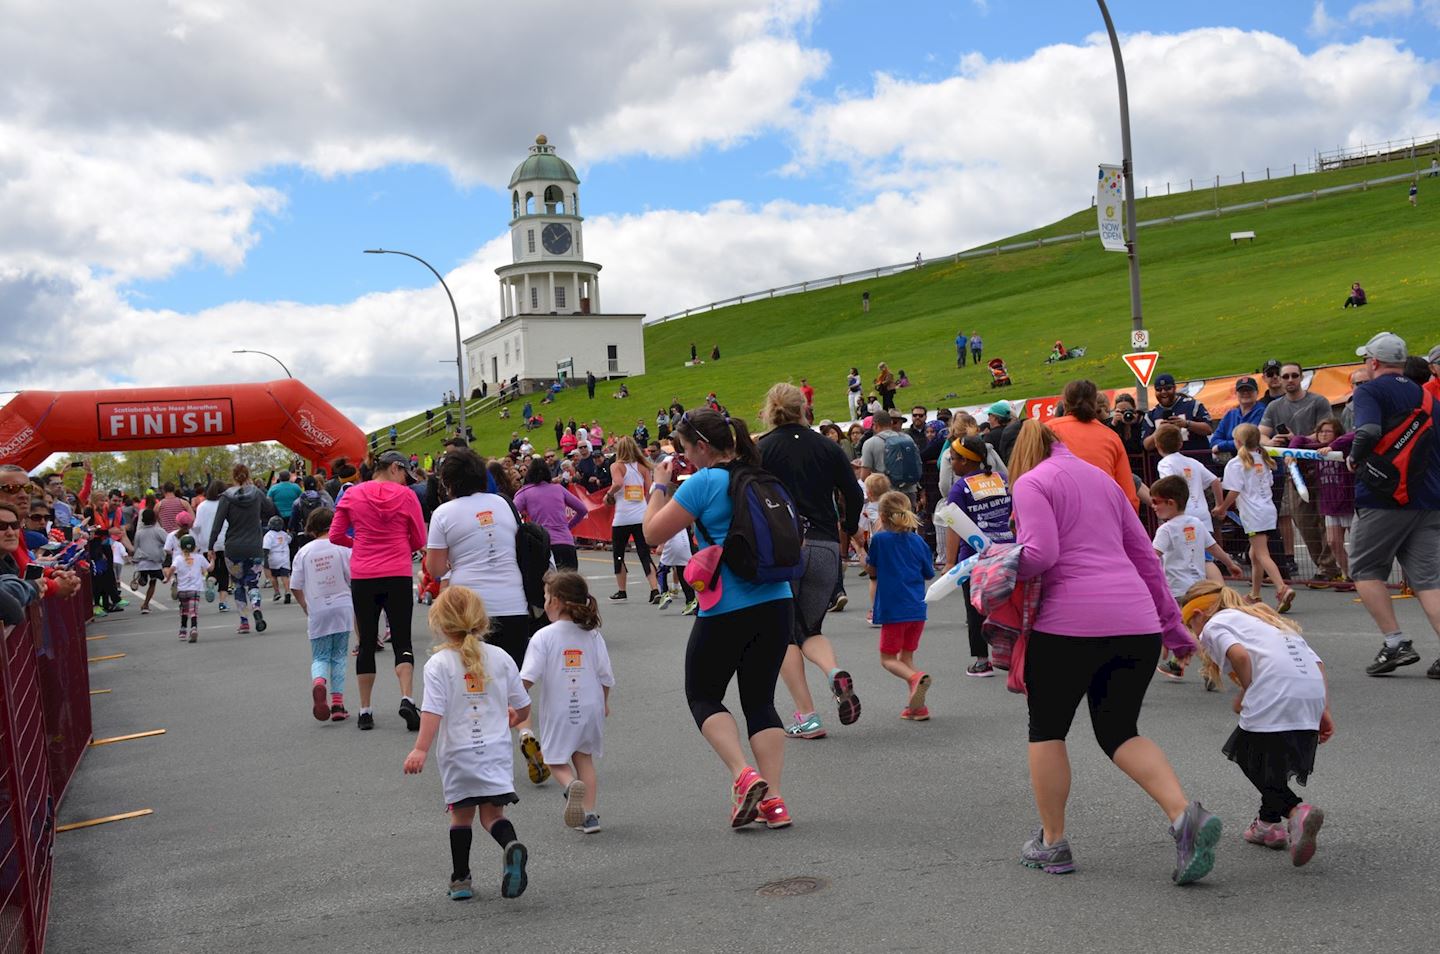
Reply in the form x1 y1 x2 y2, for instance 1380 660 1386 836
0 379 366 473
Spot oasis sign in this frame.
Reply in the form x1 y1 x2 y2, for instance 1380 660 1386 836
98 399 236 441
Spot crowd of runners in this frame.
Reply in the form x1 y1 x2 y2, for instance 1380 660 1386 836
5 329 1439 901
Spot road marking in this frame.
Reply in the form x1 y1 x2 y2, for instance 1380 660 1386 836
88 653 127 663
120 583 170 610
57 809 154 832
87 635 108 641
90 729 166 747
89 689 112 695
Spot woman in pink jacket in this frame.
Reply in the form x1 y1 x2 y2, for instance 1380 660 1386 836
1007 420 1220 885
330 450 427 733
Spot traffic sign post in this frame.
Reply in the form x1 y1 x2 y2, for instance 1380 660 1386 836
1122 351 1160 389
1130 328 1149 350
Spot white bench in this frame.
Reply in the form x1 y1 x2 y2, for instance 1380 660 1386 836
1230 230 1256 244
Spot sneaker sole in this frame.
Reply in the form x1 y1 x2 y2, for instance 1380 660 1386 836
1174 815 1223 885
785 727 828 740
907 673 931 710
832 595 848 612
564 781 588 829
520 735 551 784
253 610 267 633
312 684 329 722
1021 858 1077 874
188 632 197 643
832 671 861 726
448 886 474 901
399 704 421 732
500 842 528 899
1290 807 1324 867
581 822 602 834
966 668 995 678
731 777 769 828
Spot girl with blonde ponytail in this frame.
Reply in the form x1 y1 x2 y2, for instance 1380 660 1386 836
404 585 533 902
519 570 615 834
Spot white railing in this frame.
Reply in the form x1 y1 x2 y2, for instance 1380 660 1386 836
1317 134 1440 171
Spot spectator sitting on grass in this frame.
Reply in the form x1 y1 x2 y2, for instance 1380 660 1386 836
1343 282 1367 309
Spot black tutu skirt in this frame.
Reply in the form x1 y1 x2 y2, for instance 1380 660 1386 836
448 792 519 811
1221 727 1318 786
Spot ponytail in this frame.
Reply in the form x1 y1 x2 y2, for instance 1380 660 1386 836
1232 424 1273 471
544 569 602 630
878 490 920 533
672 407 759 467
428 585 492 689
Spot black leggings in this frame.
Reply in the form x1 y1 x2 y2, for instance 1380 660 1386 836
211 553 230 593
684 598 790 737
352 576 414 675
488 614 536 669
1024 632 1161 758
960 580 987 658
550 544 578 570
611 523 654 576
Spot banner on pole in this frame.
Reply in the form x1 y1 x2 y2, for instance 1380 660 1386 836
1097 164 1126 252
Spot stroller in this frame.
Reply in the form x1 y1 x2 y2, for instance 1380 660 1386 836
988 358 1012 388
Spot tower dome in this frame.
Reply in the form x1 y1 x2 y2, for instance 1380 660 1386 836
508 134 579 189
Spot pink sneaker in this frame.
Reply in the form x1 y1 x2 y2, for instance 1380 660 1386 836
1287 804 1324 867
730 767 768 828
311 680 329 722
906 672 932 710
757 796 792 829
1242 817 1287 849
900 706 931 721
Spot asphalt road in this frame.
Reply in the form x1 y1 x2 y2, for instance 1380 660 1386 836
49 558 1440 954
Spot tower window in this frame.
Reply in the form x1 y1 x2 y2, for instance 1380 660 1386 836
555 286 566 309
530 288 539 309
544 185 565 214
527 229 535 253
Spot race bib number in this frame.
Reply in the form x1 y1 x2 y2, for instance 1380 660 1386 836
624 484 644 502
475 510 495 527
963 473 1007 500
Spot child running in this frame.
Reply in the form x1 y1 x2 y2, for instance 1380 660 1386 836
656 526 696 613
290 508 353 722
404 585 532 902
519 571 615 834
858 473 890 625
1181 581 1333 867
163 535 210 643
866 491 935 719
262 516 293 604
1215 424 1295 613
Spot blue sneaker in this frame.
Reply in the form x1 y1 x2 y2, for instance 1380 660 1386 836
784 711 827 740
448 878 473 901
500 841 528 899
1170 800 1222 885
1021 827 1075 874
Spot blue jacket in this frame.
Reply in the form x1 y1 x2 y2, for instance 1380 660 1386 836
1209 403 1266 454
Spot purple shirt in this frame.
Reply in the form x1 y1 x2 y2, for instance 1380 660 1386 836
1013 445 1193 654
513 482 586 547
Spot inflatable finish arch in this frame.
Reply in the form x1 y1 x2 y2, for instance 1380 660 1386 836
0 379 367 472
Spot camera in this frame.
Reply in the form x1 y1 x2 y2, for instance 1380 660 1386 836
1119 409 1138 423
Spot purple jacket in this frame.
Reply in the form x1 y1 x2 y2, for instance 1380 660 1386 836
1291 433 1355 517
513 482 586 547
1013 445 1194 654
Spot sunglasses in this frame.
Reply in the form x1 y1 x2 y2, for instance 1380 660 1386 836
1263 368 1280 376
0 483 28 495
27 513 46 520
0 519 20 531
1280 373 1302 380
678 411 711 444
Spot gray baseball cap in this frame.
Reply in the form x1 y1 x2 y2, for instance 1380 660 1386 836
1356 331 1407 364
1427 343 1440 366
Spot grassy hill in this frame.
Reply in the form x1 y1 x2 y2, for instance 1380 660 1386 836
386 156 1434 460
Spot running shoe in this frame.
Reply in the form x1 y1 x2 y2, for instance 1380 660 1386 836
448 878 474 901
757 796 792 829
520 733 551 784
204 578 217 603
272 592 282 603
116 599 129 608
237 621 250 635
1156 659 1184 680
1367 640 1420 675
329 704 349 722
730 767 768 828
141 606 151 615
1428 658 1440 680
829 593 848 613
252 608 267 633
609 590 627 602
398 698 421 732
312 681 329 722
284 593 292 605
500 841 529 899
906 671 932 711
1305 572 1334 590
178 630 188 640
784 711 827 740
357 711 374 731
218 601 229 613
1170 800 1223 885
1021 827 1076 874
1287 804 1323 867
682 599 698 616
1276 588 1295 614
648 589 660 604
899 706 930 721
656 592 674 610
580 813 602 834
966 659 995 677
1243 817 1287 849
831 670 861 725
188 628 198 644
564 779 588 829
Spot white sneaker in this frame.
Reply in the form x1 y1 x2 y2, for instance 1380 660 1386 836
657 592 674 609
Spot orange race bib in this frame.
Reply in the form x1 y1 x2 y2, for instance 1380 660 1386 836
475 510 495 527
563 649 583 669
624 484 644 502
963 473 1007 500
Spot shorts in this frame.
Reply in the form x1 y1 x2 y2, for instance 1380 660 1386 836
791 538 841 642
137 569 165 584
268 566 290 577
878 620 924 655
448 792 519 812
1349 508 1440 588
1324 514 1353 529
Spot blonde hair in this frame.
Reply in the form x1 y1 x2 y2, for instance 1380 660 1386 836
1181 580 1300 687
761 382 806 428
614 435 649 468
948 411 978 442
544 569 601 630
428 585 491 689
1232 423 1273 471
878 490 919 533
863 472 891 501
1007 419 1057 484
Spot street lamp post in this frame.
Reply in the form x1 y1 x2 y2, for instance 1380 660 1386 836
232 349 293 378
1096 0 1148 411
364 248 466 435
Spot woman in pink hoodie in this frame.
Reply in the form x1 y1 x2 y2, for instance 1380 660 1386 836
331 450 427 732
1007 420 1220 886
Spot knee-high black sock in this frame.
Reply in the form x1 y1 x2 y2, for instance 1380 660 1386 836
488 818 517 848
449 826 472 881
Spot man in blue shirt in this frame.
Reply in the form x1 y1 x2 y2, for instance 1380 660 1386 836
1142 373 1213 454
955 330 968 368
1346 332 1440 678
1209 376 1266 454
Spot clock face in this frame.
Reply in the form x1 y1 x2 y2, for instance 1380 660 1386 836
541 223 572 255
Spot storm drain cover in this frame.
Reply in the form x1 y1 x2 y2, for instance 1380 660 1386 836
756 876 828 897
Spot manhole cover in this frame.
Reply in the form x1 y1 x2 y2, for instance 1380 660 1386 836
756 876 828 898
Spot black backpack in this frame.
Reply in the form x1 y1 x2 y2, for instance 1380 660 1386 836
696 463 804 584
1355 387 1436 507
505 498 552 618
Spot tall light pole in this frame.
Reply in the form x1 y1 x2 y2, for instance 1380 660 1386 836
365 248 466 434
1096 0 1148 410
232 349 293 378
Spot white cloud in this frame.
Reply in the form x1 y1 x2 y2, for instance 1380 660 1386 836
1308 1 1342 35
1348 0 1414 24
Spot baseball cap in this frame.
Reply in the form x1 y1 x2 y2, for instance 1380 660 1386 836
1355 331 1408 364
375 450 419 478
684 546 725 612
1234 376 1258 392
176 510 194 526
872 409 895 426
1154 373 1177 388
986 400 1013 419
1427 344 1440 366
1261 359 1282 375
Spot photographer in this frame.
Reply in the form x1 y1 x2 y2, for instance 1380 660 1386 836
1109 393 1146 461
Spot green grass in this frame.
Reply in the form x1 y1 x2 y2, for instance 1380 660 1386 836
386 155 1435 459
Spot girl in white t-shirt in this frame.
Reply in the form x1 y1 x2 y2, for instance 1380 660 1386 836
290 508 353 722
262 517 293 604
1181 581 1333 868
163 535 211 643
656 526 695 611
858 473 890 625
1215 424 1294 613
405 585 532 902
519 571 614 834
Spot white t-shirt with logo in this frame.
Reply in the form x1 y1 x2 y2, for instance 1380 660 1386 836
421 645 531 804
262 530 291 570
290 538 353 639
519 620 614 761
1222 457 1278 534
426 493 526 616
1158 452 1216 522
170 553 211 593
1199 609 1325 733
660 528 692 567
1152 515 1213 599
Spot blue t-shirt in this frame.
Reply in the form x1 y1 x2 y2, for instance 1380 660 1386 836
865 530 934 624
674 467 792 617
945 471 1015 561
1351 373 1440 510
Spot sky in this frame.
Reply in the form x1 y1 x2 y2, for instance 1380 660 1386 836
3 0 1439 430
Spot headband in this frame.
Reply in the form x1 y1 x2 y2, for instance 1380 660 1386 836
1181 592 1220 624
950 439 983 463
